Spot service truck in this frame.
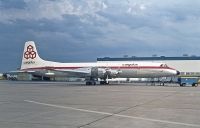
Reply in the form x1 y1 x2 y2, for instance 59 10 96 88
178 77 199 87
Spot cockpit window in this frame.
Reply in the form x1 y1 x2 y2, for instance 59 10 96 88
160 64 168 67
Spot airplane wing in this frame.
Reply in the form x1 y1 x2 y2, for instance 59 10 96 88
6 67 91 77
9 70 36 73
50 68 91 77
53 69 90 74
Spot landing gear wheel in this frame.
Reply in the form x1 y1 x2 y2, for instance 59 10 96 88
180 83 185 87
86 81 96 85
100 81 109 85
192 83 198 87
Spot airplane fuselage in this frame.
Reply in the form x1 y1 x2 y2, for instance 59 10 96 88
21 60 178 78
18 41 179 84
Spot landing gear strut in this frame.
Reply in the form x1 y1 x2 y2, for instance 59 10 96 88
99 74 110 85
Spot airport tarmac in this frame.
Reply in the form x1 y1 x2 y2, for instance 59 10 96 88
0 81 200 128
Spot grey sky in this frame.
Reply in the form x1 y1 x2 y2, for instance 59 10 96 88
0 0 200 72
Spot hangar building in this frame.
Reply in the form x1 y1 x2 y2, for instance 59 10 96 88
97 56 200 77
11 56 200 82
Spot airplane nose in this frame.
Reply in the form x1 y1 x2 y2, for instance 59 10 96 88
176 71 180 75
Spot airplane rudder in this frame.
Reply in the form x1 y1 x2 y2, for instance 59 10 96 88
23 41 41 60
21 41 42 69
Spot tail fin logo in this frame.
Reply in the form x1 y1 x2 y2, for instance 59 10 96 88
24 45 36 59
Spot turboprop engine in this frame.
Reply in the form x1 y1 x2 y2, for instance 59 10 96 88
90 67 119 79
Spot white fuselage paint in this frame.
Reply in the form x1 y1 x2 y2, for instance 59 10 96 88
22 60 177 78
20 41 178 79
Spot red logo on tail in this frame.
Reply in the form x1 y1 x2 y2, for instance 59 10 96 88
24 45 36 59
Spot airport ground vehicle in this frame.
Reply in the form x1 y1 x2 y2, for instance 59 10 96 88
178 77 199 87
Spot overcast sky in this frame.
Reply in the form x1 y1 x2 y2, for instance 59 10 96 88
0 0 200 72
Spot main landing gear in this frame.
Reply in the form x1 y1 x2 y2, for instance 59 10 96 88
100 81 109 85
85 80 110 85
86 81 96 85
85 76 110 85
85 77 97 85
99 75 110 85
85 81 109 85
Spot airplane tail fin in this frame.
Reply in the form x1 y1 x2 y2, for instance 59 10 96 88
21 41 44 70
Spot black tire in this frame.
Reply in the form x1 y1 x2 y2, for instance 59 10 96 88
100 81 109 85
100 81 104 85
86 81 96 85
192 83 198 87
86 82 90 85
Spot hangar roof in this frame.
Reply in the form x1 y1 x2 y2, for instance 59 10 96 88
97 56 200 61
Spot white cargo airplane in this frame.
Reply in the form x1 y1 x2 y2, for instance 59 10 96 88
19 41 179 85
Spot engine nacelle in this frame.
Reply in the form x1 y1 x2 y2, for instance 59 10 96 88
91 67 119 79
107 69 119 78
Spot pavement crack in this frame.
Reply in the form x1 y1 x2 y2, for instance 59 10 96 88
77 114 113 128
114 94 176 115
78 93 177 128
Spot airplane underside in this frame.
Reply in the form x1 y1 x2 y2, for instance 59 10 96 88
28 68 177 85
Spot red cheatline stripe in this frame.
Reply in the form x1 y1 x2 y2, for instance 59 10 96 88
21 66 175 71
